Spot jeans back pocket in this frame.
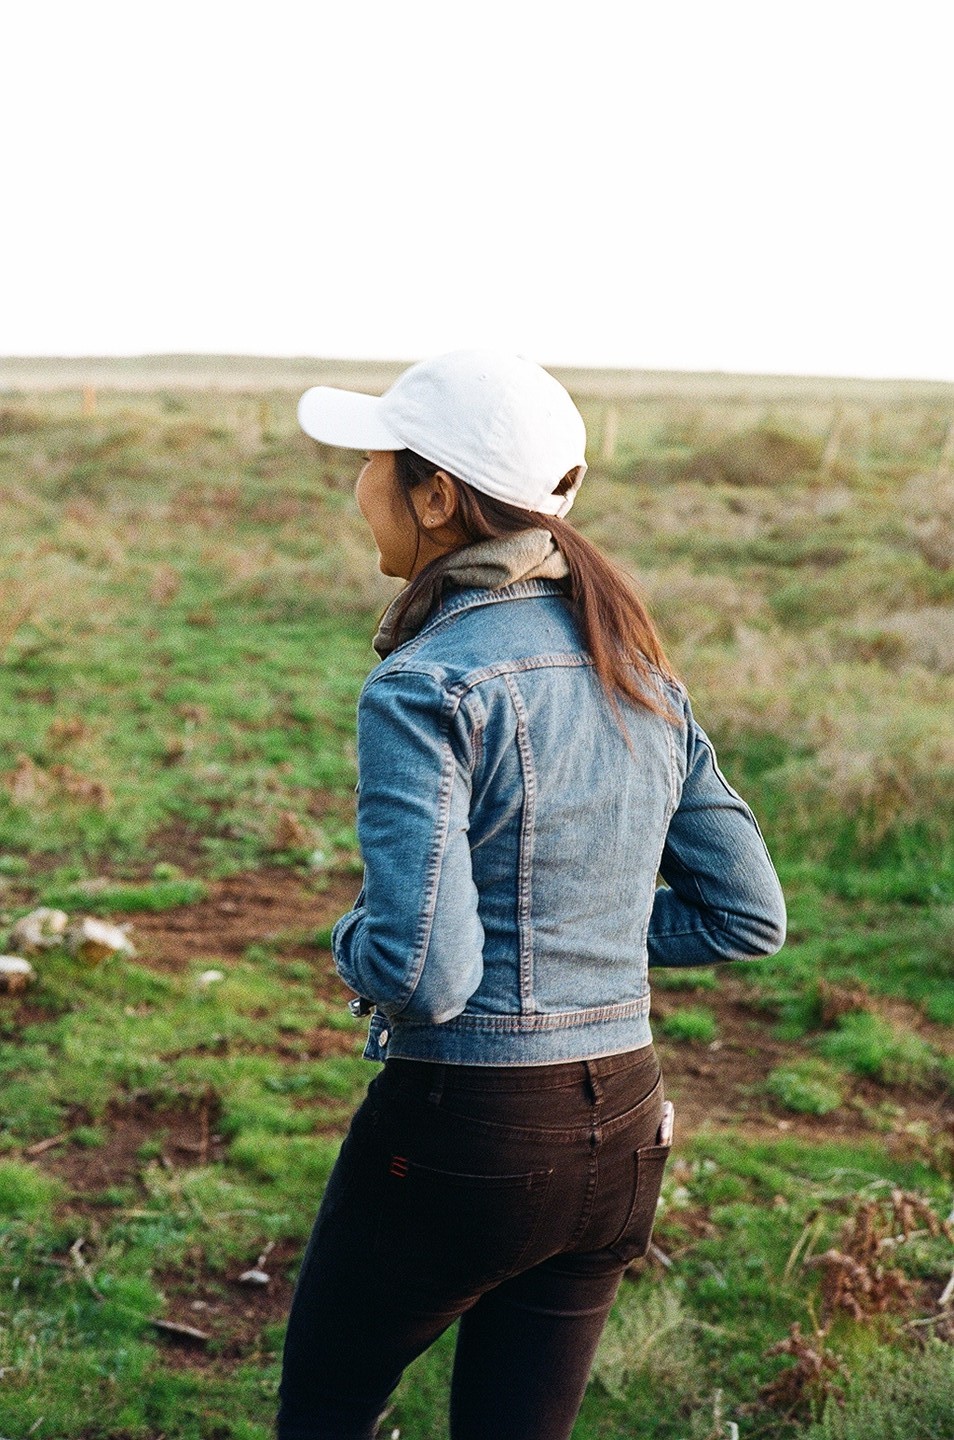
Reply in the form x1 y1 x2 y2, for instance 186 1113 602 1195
607 1138 672 1264
375 1160 552 1304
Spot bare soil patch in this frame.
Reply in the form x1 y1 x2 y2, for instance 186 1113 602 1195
151 1238 301 1368
654 978 953 1154
128 866 359 977
36 1091 227 1198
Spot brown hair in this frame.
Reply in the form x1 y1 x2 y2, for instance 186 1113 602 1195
391 449 680 723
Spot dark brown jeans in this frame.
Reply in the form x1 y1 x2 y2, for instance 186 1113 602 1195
276 1044 669 1440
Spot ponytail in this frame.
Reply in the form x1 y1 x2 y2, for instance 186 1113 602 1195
391 450 680 724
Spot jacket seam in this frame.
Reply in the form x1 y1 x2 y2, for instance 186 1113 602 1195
384 581 570 664
461 691 484 772
372 653 596 693
395 994 652 1033
504 673 536 1013
389 688 458 1016
641 714 681 954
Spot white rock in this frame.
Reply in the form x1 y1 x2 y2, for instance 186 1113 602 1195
197 969 225 986
65 916 136 964
0 955 35 992
8 907 69 954
238 1268 270 1286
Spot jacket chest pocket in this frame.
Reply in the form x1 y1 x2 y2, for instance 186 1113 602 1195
374 1159 552 1303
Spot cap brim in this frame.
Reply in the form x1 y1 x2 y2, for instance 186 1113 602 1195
297 386 403 449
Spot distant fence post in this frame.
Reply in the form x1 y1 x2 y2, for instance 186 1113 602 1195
82 385 97 417
600 404 619 463
818 408 844 474
938 418 954 475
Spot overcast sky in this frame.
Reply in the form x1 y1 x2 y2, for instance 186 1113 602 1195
3 1 952 379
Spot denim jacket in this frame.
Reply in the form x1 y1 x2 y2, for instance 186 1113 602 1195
332 580 786 1065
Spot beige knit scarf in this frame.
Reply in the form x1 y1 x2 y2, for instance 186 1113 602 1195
373 529 570 659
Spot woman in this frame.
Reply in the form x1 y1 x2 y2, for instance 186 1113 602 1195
277 350 786 1440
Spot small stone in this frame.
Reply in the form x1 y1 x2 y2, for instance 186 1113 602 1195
0 956 35 993
9 907 69 954
238 1268 270 1286
65 916 135 964
197 969 225 986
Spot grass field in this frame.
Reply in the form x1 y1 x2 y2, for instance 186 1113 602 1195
0 364 952 1438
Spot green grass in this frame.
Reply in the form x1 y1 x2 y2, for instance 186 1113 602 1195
817 1011 947 1090
804 1339 954 1439
35 876 208 913
0 1157 64 1218
0 382 952 1437
766 1061 844 1115
661 1007 718 1044
650 966 719 991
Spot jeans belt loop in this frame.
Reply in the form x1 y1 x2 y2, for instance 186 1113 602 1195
583 1059 605 1107
427 1064 446 1107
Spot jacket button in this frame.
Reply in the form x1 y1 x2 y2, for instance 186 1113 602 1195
379 1030 389 1046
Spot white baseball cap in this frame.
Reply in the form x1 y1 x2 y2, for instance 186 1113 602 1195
297 349 587 518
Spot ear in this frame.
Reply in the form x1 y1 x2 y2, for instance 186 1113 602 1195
417 470 459 531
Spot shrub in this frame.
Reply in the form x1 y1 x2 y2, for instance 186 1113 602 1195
0 1159 64 1219
661 1008 717 1044
766 1062 843 1115
0 406 45 436
818 1011 942 1089
804 1339 954 1439
684 427 817 487
592 1284 703 1399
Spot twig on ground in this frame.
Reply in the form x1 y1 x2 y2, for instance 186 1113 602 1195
150 1318 210 1344
783 1212 823 1282
69 1237 105 1302
24 1133 68 1156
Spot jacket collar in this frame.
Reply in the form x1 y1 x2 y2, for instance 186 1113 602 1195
373 529 569 658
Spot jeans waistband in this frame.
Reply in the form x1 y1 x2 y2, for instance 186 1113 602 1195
383 1043 658 1094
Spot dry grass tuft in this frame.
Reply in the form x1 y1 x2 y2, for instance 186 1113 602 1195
0 405 45 435
149 564 182 605
684 428 818 487
804 1189 949 1322
637 566 765 644
2 753 112 810
903 472 954 571
593 1284 702 1398
844 606 954 674
758 1322 846 1417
